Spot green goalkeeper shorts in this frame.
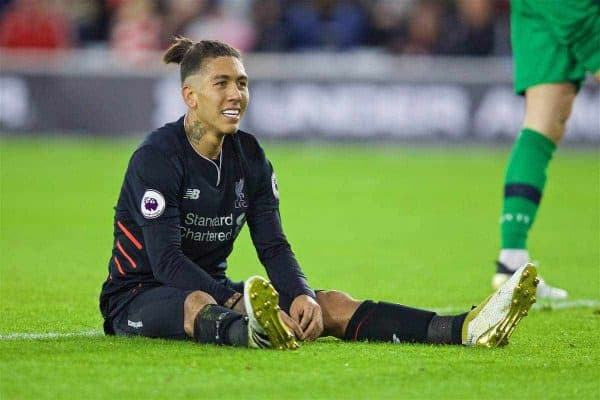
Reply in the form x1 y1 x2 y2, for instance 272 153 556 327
511 0 600 94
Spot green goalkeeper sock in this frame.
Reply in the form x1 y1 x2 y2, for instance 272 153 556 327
501 128 556 249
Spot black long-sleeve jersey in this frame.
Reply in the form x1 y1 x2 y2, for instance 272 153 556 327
100 116 314 331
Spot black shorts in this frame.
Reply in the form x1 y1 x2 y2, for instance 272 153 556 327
111 278 297 340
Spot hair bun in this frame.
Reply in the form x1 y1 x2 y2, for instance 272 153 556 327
162 36 195 65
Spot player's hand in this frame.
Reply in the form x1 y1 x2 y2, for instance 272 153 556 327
279 310 303 339
225 293 246 314
290 295 323 341
232 297 246 314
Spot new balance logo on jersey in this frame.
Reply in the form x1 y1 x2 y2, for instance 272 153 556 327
235 179 247 208
183 188 200 200
127 320 143 329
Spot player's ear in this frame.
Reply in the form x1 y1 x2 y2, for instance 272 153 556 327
182 85 197 109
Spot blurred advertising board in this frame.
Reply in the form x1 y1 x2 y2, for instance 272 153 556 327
1 51 598 142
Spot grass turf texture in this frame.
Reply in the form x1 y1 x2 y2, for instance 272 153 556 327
1 138 599 399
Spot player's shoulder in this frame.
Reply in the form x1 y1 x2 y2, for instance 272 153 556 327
235 130 267 161
139 117 185 155
133 117 186 165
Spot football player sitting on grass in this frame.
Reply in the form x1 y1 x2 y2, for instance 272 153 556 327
99 37 538 350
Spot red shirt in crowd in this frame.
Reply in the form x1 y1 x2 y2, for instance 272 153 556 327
0 6 71 48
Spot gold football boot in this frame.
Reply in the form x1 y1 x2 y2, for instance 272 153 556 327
244 275 299 350
464 264 538 347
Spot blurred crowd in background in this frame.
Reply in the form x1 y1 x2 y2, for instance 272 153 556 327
0 0 511 61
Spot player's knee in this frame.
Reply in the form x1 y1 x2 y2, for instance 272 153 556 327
183 291 216 337
317 290 355 306
316 290 361 338
551 87 576 137
524 83 576 143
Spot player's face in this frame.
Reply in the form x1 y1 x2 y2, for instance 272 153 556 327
187 56 249 135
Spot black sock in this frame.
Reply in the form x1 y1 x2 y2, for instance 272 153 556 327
343 301 436 343
193 304 248 346
426 313 468 345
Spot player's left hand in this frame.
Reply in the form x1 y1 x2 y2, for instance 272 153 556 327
290 295 323 341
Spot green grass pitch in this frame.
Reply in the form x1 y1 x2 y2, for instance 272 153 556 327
1 138 598 399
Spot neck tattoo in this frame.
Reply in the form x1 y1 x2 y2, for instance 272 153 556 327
186 119 206 145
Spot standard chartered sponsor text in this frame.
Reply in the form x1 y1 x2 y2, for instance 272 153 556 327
181 212 235 242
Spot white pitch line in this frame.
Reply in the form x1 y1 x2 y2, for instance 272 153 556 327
1 299 599 341
433 298 600 315
0 329 103 341
532 299 600 311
